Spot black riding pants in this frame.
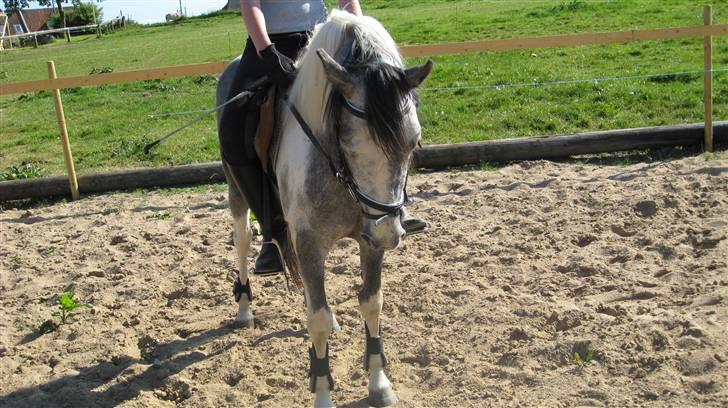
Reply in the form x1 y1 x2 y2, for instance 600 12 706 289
218 33 308 242
218 33 309 165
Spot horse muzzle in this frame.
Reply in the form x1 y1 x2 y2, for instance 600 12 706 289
361 215 405 250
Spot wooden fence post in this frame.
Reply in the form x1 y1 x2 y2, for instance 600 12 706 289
704 5 714 152
47 61 80 200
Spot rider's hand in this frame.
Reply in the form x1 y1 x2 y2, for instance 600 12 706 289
260 44 296 89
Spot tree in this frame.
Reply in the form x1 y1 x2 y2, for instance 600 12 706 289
49 2 102 28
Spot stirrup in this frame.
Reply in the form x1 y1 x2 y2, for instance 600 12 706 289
402 217 430 236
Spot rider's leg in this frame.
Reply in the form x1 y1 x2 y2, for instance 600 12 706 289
219 38 286 275
219 33 310 276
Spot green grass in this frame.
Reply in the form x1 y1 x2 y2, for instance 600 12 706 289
0 162 45 180
1 0 726 176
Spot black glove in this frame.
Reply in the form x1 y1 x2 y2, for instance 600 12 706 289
260 44 296 89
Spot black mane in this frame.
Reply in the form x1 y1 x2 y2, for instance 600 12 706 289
325 26 414 161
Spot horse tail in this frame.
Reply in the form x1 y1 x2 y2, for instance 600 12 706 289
284 230 303 289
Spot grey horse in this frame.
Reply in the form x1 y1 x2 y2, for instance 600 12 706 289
216 10 432 407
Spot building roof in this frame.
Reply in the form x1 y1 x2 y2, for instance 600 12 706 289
7 7 73 35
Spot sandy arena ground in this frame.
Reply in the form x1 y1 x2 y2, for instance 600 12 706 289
1 153 726 407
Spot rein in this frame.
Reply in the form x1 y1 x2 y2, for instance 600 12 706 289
286 101 406 224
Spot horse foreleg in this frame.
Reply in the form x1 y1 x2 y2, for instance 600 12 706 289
308 306 336 408
298 231 339 408
358 246 397 407
228 182 254 327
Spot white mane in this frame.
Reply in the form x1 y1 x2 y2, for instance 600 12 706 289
287 10 402 133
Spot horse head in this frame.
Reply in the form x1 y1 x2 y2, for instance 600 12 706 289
315 48 432 250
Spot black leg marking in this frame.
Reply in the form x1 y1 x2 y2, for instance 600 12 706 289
358 246 383 303
296 228 329 312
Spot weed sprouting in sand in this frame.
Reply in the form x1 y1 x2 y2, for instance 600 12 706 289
147 211 171 220
51 284 92 326
40 246 57 257
574 349 593 366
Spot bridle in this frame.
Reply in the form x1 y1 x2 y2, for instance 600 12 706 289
287 99 407 225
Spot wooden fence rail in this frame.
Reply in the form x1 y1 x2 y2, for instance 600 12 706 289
0 9 725 200
6 23 100 40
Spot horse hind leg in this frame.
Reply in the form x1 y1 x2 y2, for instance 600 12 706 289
227 175 254 328
358 246 398 407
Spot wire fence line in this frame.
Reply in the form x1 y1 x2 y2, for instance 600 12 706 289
142 67 727 119
0 29 248 66
366 0 705 17
421 67 728 91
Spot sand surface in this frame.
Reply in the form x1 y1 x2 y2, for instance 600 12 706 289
1 153 727 407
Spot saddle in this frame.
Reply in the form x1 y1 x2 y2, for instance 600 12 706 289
253 85 282 175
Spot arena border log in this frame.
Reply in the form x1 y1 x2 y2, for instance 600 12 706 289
413 122 728 168
0 122 726 202
0 163 226 201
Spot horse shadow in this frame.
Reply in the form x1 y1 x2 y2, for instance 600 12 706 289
0 322 238 408
5 322 386 407
129 201 229 215
340 398 371 407
252 327 307 346
0 209 119 225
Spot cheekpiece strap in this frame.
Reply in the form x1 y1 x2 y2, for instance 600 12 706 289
233 277 253 302
288 101 405 218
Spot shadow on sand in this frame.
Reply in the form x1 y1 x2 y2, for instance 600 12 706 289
0 322 239 408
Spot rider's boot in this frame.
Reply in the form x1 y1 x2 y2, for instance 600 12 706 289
400 206 429 236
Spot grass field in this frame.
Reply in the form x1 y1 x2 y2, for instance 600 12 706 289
1 0 727 177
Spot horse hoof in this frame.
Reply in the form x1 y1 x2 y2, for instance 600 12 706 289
368 387 398 407
232 318 254 329
313 397 336 408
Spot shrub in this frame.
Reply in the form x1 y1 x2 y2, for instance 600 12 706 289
49 2 103 28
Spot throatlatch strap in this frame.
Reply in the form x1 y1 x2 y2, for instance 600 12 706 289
308 345 335 392
233 278 253 302
364 323 388 371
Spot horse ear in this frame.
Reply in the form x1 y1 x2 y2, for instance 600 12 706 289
316 48 355 98
405 60 434 89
